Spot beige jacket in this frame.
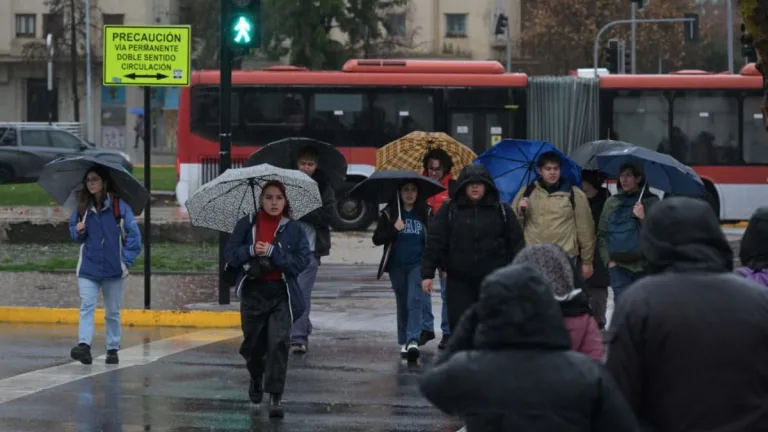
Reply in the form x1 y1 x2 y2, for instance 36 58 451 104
511 182 596 264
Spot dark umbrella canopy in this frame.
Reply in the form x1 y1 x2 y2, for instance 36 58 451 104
349 170 446 204
244 137 348 189
571 140 633 171
596 146 706 196
37 155 149 215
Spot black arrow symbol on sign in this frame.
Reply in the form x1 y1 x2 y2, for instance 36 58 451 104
124 73 169 80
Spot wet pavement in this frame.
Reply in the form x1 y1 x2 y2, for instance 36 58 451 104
0 324 460 431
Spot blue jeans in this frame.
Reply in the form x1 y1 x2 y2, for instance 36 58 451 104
609 266 644 300
390 265 424 345
291 255 319 345
78 277 125 350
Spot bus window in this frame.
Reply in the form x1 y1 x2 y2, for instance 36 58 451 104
743 96 768 164
241 88 306 146
613 91 668 153
372 91 435 147
190 86 239 142
309 92 370 147
672 91 739 165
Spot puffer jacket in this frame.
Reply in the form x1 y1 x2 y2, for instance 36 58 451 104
737 206 768 285
420 264 639 431
421 164 525 283
607 197 768 432
511 180 595 265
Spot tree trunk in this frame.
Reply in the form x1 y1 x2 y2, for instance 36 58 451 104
69 0 80 122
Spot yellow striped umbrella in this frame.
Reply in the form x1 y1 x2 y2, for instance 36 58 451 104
376 131 477 178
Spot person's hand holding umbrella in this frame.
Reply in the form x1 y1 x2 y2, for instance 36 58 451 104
394 218 405 231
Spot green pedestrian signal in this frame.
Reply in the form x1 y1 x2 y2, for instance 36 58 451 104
226 0 261 49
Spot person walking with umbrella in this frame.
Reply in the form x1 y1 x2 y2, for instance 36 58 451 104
67 165 143 366
224 179 312 418
372 180 432 362
580 170 611 329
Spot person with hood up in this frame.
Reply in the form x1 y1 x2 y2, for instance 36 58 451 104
420 148 459 349
581 170 611 328
372 181 431 361
736 206 768 286
606 197 768 432
512 151 596 280
419 263 639 431
421 164 525 336
513 243 604 361
598 163 659 301
225 180 312 418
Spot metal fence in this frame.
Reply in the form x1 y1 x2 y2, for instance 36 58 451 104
200 156 248 185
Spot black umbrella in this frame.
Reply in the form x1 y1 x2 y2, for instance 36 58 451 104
571 140 633 171
37 155 149 215
245 137 348 189
349 170 446 204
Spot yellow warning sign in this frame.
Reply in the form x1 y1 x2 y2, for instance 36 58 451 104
103 25 191 87
491 135 502 146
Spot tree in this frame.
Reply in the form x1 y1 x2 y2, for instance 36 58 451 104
739 0 768 130
521 0 713 75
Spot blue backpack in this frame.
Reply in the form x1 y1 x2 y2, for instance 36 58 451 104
606 196 642 262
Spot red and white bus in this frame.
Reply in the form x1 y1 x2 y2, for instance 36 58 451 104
176 60 768 229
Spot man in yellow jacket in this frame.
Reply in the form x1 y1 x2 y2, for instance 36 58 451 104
512 151 596 279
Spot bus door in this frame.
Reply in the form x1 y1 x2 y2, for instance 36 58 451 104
448 109 511 155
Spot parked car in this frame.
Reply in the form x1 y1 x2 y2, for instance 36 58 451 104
0 124 133 184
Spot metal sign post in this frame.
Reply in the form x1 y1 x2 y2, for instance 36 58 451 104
102 24 192 309
46 34 54 125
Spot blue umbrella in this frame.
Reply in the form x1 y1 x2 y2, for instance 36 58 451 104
37 156 149 215
596 146 706 196
474 139 582 204
130 107 144 116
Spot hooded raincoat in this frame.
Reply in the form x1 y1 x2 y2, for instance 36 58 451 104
420 264 639 431
607 197 768 432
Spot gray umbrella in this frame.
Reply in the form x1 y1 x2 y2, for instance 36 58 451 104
185 164 322 233
571 140 633 170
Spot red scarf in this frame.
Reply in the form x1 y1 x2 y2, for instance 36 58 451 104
255 211 282 281
425 172 453 212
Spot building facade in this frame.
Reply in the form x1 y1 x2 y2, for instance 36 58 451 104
0 0 179 164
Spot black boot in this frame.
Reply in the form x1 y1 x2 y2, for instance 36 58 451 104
70 343 92 365
249 378 263 404
269 393 284 418
105 349 119 365
419 330 435 346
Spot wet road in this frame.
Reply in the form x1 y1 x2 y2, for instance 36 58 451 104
0 324 459 431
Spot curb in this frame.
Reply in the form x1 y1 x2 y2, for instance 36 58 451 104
0 307 240 328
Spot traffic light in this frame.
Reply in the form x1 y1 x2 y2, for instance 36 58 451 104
605 39 619 74
494 13 508 36
742 23 757 62
684 12 699 43
226 0 261 49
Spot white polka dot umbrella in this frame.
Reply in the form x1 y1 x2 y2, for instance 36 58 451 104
185 163 322 233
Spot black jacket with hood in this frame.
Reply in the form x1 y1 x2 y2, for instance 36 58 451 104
606 197 768 432
421 164 525 283
420 264 639 432
298 172 336 258
587 187 611 287
739 206 768 271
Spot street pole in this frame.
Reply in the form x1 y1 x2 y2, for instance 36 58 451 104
631 2 637 74
506 24 512 72
85 0 93 142
593 17 696 77
218 0 232 305
143 87 152 309
46 34 54 125
726 0 734 73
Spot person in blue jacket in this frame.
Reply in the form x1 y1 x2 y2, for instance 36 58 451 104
68 166 142 366
225 180 311 419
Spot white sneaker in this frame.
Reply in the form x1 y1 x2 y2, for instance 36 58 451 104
400 344 407 359
406 340 420 362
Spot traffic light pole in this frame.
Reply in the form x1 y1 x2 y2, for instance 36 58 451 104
631 2 637 74
726 0 734 73
218 0 233 305
593 17 696 77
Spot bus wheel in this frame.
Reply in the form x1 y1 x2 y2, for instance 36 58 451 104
703 181 721 219
332 181 376 232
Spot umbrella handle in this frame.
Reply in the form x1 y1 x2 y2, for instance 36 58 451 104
637 184 645 202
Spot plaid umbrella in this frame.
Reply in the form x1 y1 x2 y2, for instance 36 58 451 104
375 131 477 178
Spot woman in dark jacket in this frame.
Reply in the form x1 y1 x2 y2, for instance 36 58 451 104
736 206 768 286
420 263 639 431
224 180 311 419
372 181 431 362
581 169 610 328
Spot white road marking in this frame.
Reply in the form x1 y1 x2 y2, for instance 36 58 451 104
0 329 240 404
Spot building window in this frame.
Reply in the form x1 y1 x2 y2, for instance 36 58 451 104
445 14 467 38
388 13 406 37
16 14 36 38
43 13 63 37
102 14 125 25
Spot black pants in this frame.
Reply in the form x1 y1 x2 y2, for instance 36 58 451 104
239 280 292 395
446 277 482 333
586 286 608 329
